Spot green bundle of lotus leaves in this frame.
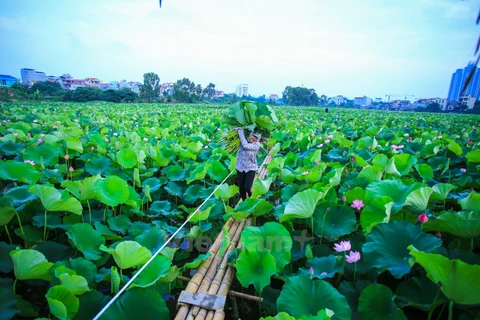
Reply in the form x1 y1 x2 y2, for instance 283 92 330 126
220 101 278 153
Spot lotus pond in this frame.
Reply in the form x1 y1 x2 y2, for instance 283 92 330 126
0 102 479 320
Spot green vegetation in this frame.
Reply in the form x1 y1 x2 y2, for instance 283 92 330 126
0 102 479 319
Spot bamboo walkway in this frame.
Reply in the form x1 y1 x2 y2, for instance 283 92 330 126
174 152 273 320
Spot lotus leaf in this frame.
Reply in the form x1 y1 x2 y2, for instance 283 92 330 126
94 175 130 207
66 223 105 261
10 248 53 281
0 160 40 184
100 241 152 270
46 285 79 320
395 277 447 311
241 222 292 272
236 248 276 293
277 276 352 319
409 246 480 305
312 203 357 240
130 255 171 288
280 189 324 222
358 284 406 320
422 211 480 238
363 221 441 278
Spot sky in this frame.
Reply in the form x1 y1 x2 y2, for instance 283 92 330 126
0 0 478 99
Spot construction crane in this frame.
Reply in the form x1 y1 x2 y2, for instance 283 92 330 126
385 94 415 103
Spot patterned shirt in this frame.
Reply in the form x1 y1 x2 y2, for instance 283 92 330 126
235 128 260 172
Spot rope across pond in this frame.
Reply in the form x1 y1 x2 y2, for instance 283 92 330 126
93 169 235 320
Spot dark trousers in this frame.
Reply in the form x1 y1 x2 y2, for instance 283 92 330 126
237 170 256 201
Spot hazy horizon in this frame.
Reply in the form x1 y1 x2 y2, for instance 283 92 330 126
0 0 478 99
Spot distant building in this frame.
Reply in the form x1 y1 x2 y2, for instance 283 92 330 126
0 74 20 88
214 90 225 99
109 81 119 90
70 79 86 90
353 96 372 107
160 83 174 96
447 62 480 101
84 78 101 87
57 74 73 89
21 68 47 85
98 83 110 91
269 94 279 102
235 84 249 97
460 94 476 109
374 97 382 102
327 95 345 106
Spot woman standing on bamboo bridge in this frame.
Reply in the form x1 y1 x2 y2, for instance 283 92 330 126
234 128 261 201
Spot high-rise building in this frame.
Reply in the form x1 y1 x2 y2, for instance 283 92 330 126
21 68 47 85
235 84 248 97
447 62 480 101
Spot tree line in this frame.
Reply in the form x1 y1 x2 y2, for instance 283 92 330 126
1 70 324 106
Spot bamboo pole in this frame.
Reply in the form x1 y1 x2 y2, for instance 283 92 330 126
177 276 263 303
207 218 253 320
175 151 273 320
190 219 246 320
194 218 247 319
175 218 235 320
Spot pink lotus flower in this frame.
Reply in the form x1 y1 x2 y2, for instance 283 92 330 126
437 136 442 139
37 138 44 144
328 135 333 139
74 119 79 122
327 207 331 211
207 139 211 142
351 157 356 162
315 161 319 166
53 126 58 129
392 145 398 150
460 168 467 173
105 139 109 142
302 171 309 175
325 139 330 143
33 120 38 123
309 267 314 276
204 146 209 149
64 154 70 160
468 140 473 145
397 145 404 149
418 213 428 224
342 195 346 202
318 144 323 148
143 138 148 142
113 133 118 136
334 241 351 252
345 251 361 263
404 133 409 137
91 146 95 151
351 199 365 210
69 166 74 172
24 160 35 166
344 169 348 173
435 232 442 238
